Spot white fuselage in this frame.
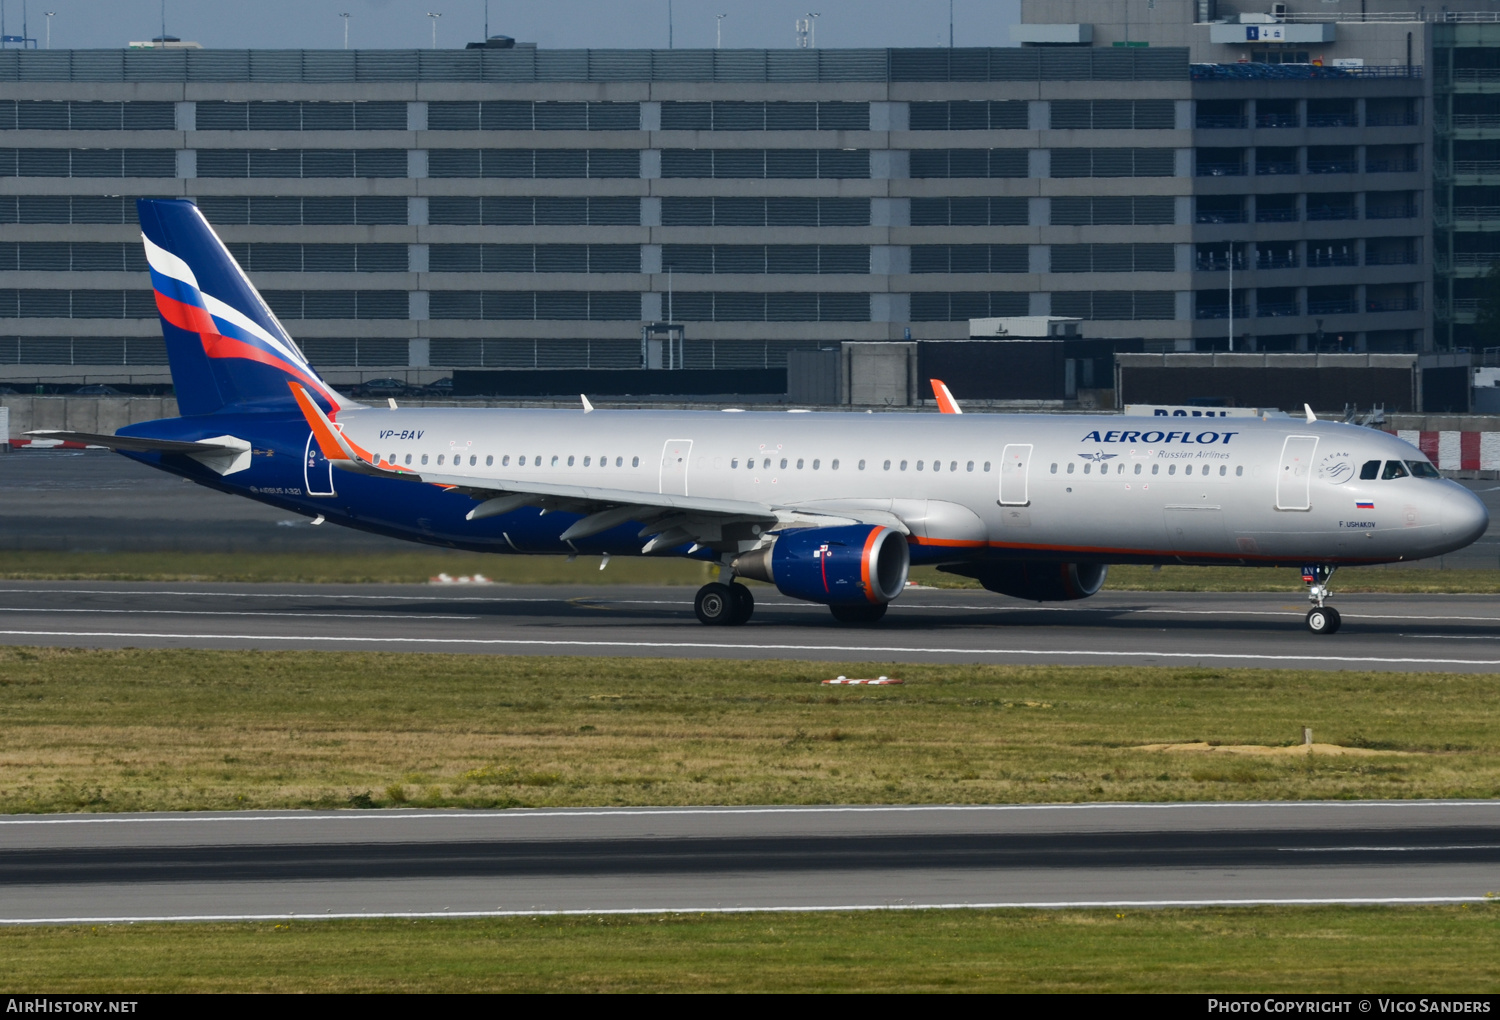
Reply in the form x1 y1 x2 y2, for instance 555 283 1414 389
328 406 1488 566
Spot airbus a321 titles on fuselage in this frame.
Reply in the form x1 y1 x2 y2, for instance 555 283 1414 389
30 201 1489 634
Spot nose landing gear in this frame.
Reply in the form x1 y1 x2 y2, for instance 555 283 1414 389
1301 564 1341 634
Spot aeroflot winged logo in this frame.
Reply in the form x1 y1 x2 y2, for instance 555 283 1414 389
1078 451 1118 463
1081 429 1241 445
142 223 344 412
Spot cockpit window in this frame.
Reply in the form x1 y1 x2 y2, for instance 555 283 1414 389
1405 460 1441 479
1381 460 1409 480
1359 460 1380 480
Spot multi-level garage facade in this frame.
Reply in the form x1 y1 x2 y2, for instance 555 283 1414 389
0 43 1430 390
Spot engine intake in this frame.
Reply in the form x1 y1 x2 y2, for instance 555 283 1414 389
942 561 1108 602
733 525 909 606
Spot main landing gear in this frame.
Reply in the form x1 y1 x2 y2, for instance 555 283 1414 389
1301 564 1341 635
694 581 754 626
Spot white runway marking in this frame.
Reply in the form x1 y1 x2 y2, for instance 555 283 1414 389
0 608 477 621
1 897 1490 925
3 628 1500 667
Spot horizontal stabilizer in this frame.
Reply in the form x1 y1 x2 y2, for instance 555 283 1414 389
25 430 252 476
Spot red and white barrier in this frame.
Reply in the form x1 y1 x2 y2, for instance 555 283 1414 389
1390 430 1500 472
5 438 101 449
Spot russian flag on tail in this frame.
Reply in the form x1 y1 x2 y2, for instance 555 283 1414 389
138 199 345 417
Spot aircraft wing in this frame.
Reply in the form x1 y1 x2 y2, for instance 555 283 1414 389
413 470 895 554
24 430 253 475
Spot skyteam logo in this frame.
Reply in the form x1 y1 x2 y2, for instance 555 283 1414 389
142 217 343 412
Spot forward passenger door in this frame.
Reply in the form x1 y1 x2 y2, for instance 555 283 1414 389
1275 436 1318 511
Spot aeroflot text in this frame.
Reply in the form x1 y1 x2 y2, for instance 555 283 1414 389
1082 430 1240 445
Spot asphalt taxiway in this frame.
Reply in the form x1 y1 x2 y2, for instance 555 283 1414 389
1 802 1495 923
0 581 1497 670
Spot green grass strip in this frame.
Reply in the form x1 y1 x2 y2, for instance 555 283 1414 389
3 906 1498 992
3 649 1498 814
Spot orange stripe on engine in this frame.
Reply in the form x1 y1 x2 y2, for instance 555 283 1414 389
861 526 884 604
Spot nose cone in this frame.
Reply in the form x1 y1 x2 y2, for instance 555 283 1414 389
1442 485 1490 549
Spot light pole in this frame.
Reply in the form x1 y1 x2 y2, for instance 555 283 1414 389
716 12 726 49
44 10 53 49
949 0 953 48
340 12 350 50
667 0 673 49
806 11 819 48
427 11 441 50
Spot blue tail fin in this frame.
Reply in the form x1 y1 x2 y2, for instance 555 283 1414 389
137 198 346 417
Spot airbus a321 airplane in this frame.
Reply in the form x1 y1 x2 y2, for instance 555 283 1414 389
32 200 1490 634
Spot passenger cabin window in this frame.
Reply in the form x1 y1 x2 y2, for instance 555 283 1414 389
632 456 639 467
983 462 991 471
1382 460 1408 479
780 458 788 469
1066 462 1075 474
405 454 413 465
1168 464 1176 475
1152 464 1159 475
421 454 429 465
1218 465 1226 476
813 459 820 469
796 459 804 469
967 461 974 472
1134 463 1142 475
1235 465 1243 476
1406 460 1441 478
900 460 908 471
1360 460 1380 480
832 459 839 469
1050 463 1058 474
883 460 891 470
486 455 493 466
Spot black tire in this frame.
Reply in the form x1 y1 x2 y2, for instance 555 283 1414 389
829 603 888 624
694 582 735 626
728 584 755 625
1305 606 1341 635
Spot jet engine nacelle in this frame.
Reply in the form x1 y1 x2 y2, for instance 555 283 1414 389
733 525 909 606
950 561 1108 602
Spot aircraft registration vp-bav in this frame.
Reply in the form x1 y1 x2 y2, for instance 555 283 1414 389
31 200 1490 634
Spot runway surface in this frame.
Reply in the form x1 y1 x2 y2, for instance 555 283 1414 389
1 580 1499 670
1 802 1495 922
